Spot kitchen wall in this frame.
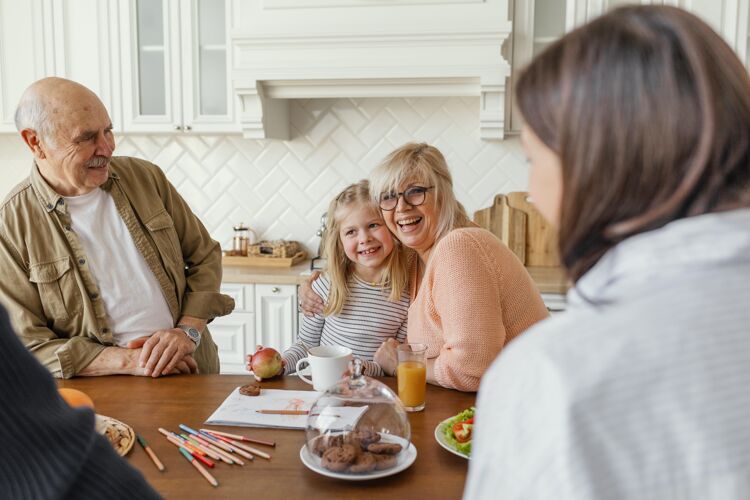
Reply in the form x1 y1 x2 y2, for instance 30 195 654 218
0 96 529 254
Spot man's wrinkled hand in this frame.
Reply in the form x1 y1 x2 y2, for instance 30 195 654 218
299 271 325 317
136 328 197 377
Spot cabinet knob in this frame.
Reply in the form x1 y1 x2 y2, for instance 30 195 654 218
174 125 183 131
185 125 192 131
271 287 280 294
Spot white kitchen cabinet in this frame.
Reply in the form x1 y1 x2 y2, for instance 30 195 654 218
118 0 238 133
212 282 297 374
0 0 46 132
507 0 750 132
210 311 255 374
255 284 298 354
48 0 122 130
0 0 122 133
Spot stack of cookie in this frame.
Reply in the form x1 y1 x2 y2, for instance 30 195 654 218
311 430 403 473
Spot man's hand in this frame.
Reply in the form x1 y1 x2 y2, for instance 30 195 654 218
127 346 199 377
80 344 198 377
299 271 325 317
132 328 197 377
374 338 400 376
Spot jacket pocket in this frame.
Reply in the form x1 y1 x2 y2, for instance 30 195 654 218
29 257 80 321
144 209 184 268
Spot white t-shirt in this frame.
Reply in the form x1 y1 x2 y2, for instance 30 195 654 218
65 189 173 346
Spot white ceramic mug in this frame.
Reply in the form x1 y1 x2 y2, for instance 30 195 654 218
296 345 353 391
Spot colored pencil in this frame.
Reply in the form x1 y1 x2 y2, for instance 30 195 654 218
256 409 309 415
200 428 276 448
169 437 215 467
136 434 165 472
178 425 242 465
187 433 238 464
180 434 215 458
209 433 272 460
159 428 222 461
227 438 272 460
191 450 215 468
181 434 236 465
197 431 254 461
178 447 218 487
196 430 239 454
165 435 206 458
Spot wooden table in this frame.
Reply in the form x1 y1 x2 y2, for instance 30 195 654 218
59 375 475 499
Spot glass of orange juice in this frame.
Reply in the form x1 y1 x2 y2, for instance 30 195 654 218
397 343 427 412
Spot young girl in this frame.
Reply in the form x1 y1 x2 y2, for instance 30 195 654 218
249 180 411 377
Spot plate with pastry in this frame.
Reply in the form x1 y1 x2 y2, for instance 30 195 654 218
95 414 135 457
300 432 416 481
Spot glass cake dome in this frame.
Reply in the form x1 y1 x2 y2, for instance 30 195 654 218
302 358 413 477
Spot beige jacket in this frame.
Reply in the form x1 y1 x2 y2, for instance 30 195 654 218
0 156 234 378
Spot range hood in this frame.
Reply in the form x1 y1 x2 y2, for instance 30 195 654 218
230 0 512 140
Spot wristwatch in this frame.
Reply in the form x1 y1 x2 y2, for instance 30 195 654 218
177 325 201 348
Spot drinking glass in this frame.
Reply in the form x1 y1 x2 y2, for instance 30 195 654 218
396 343 427 412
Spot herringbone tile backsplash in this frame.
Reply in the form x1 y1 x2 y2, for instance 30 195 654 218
2 97 529 254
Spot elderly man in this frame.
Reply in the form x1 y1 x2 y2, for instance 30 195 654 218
0 77 233 379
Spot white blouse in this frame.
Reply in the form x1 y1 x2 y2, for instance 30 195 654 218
465 209 750 500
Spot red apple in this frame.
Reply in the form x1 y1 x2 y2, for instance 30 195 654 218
248 345 282 381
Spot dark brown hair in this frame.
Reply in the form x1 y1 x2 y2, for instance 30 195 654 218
517 6 750 281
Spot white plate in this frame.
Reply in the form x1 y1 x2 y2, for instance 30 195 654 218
299 435 417 481
434 417 470 459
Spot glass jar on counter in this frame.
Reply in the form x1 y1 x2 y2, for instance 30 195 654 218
232 223 250 256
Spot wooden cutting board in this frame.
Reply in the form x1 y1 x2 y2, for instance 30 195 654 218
473 194 527 262
506 192 560 267
473 192 561 267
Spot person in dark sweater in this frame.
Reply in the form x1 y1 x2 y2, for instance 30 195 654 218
0 304 161 499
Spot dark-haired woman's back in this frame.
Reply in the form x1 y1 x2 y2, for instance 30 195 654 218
465 3 750 498
466 209 750 499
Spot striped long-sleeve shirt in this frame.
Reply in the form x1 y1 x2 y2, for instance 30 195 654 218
283 274 409 376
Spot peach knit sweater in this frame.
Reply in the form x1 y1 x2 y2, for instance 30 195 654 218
407 228 549 392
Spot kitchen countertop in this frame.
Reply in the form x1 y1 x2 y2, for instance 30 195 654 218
223 260 569 295
222 260 312 285
527 266 569 295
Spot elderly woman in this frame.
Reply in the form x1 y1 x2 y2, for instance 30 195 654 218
302 143 548 391
465 6 750 499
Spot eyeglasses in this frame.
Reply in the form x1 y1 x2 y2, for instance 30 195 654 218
379 186 434 211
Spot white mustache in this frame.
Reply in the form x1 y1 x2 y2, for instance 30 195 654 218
86 157 109 168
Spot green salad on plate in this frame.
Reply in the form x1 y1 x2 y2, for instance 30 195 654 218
442 407 475 456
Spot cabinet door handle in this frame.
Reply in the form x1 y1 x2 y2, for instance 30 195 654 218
174 125 183 131
271 287 280 294
185 125 192 131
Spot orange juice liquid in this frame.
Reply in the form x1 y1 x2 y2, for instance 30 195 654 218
397 361 426 408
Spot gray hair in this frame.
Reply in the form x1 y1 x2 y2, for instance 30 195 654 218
14 95 57 147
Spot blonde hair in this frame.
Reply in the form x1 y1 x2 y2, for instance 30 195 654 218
322 180 409 316
369 143 471 243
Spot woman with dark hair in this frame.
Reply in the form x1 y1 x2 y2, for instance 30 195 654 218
465 5 750 499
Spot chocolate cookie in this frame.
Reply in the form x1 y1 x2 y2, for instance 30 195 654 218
342 432 362 451
311 434 343 456
239 383 261 396
348 452 377 473
321 444 358 472
367 443 402 455
350 430 381 447
373 453 398 470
